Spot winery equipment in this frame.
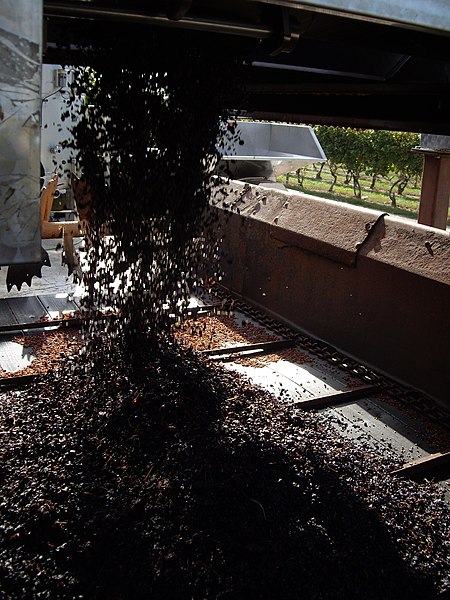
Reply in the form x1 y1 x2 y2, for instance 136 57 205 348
218 121 326 179
2 0 450 286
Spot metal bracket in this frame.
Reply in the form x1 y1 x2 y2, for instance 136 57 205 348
166 0 192 21
262 8 300 56
354 212 389 265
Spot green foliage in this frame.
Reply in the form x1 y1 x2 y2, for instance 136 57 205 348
365 130 397 179
79 67 101 105
314 126 348 168
314 126 422 204
314 126 348 193
389 131 422 177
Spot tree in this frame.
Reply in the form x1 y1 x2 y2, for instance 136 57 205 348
314 126 422 206
387 132 421 207
341 128 372 198
365 130 396 190
315 126 348 192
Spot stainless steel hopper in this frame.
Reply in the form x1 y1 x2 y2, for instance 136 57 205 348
217 121 326 179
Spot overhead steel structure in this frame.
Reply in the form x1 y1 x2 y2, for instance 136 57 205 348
42 0 450 134
1 0 450 288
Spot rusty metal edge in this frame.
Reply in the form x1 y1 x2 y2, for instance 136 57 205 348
392 451 450 478
0 373 42 390
291 384 380 409
202 338 297 358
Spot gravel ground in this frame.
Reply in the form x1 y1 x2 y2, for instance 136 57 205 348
1 341 449 599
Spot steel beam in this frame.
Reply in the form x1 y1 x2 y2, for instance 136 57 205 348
247 0 450 35
392 451 450 479
291 385 379 409
43 2 273 39
202 339 297 360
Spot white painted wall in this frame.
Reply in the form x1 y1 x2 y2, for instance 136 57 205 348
40 64 75 187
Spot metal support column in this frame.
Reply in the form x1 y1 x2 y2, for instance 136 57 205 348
416 135 450 231
417 151 450 230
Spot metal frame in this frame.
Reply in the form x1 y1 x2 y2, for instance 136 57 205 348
247 0 450 34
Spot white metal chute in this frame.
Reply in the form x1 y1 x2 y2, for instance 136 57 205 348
217 121 326 179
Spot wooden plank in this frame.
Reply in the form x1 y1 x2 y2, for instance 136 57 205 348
291 384 380 409
392 451 450 479
418 153 450 230
6 297 48 324
0 299 19 327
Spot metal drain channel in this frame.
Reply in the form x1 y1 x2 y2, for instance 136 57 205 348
1 291 449 481
205 290 450 482
202 338 296 361
214 290 450 430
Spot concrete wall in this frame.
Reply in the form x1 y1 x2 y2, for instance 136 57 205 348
213 180 450 405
